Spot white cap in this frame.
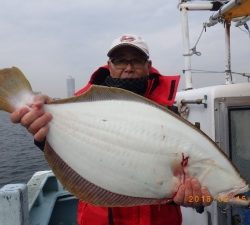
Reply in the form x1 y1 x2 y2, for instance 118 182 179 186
107 34 149 58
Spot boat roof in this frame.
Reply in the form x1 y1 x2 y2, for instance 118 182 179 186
177 82 250 100
222 0 250 20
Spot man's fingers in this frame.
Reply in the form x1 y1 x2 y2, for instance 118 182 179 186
201 187 213 206
20 109 45 128
27 112 53 135
33 95 52 108
9 94 52 144
191 178 202 205
10 107 30 123
173 184 185 205
173 178 213 207
174 178 193 206
34 126 49 142
183 178 193 206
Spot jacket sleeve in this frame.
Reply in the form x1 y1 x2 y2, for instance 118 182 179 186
34 139 46 151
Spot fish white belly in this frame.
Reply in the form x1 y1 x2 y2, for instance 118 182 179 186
45 100 180 198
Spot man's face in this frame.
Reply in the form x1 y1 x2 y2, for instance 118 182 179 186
108 46 152 79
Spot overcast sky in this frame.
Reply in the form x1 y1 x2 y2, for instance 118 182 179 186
0 0 249 98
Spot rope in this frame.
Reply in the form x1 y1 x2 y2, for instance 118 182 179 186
190 69 224 74
183 69 224 74
189 25 206 56
231 71 250 79
182 69 250 79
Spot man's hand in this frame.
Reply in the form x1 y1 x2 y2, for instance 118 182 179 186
173 178 213 207
10 95 53 142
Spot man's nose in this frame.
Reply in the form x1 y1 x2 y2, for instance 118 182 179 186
124 63 134 71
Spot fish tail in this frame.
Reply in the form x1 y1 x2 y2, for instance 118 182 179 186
215 194 250 207
228 197 250 207
0 67 33 113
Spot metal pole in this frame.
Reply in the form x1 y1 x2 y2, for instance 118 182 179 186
210 0 241 20
225 21 233 84
180 7 192 90
180 2 214 11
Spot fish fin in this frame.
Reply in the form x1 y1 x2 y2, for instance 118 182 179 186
51 85 166 110
0 67 32 113
228 197 250 207
50 85 199 135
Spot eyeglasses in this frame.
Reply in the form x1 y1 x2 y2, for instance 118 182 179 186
110 57 147 68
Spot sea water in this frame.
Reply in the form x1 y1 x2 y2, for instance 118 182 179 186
0 111 49 187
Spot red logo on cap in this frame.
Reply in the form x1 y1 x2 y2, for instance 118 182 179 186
120 35 135 42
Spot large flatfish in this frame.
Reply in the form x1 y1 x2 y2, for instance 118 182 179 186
0 67 249 207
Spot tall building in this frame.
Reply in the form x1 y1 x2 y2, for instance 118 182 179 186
66 76 75 97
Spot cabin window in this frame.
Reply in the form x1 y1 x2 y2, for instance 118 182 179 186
229 107 250 183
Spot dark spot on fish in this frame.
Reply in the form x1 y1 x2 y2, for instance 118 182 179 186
130 175 135 179
102 119 107 122
157 180 164 186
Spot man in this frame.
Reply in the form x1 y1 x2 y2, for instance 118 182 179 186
11 34 212 225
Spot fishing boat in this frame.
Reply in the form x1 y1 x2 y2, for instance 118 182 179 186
0 0 250 225
177 1 250 225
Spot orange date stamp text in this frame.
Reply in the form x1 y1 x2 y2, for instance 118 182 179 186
187 195 247 203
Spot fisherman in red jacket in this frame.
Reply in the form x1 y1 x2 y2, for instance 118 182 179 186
10 34 212 225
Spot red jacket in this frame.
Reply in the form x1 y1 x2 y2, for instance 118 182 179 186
76 65 181 225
